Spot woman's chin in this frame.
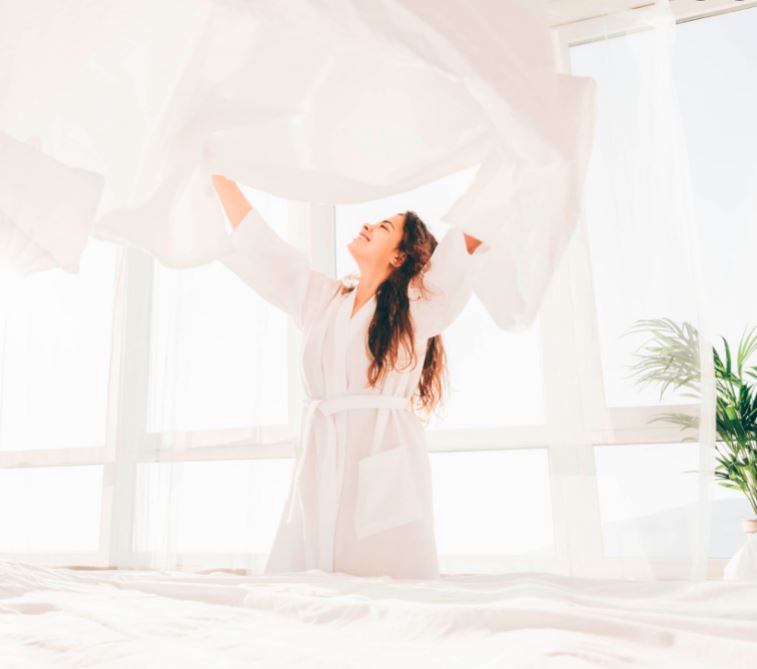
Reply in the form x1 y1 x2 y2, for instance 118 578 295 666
346 242 363 261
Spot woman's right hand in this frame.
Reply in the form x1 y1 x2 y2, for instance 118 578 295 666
210 174 252 230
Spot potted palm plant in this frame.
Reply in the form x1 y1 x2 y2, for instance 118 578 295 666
624 318 757 533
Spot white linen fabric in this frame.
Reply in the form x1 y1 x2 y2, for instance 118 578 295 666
2 560 757 668
220 207 489 578
0 132 103 275
0 0 594 330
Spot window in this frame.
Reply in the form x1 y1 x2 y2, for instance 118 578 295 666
134 459 293 554
432 449 553 558
0 465 102 552
0 239 117 451
595 443 751 559
569 7 757 409
569 5 757 562
149 186 291 433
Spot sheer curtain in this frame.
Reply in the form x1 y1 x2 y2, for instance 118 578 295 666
105 189 293 572
553 0 756 578
2 0 756 579
554 1 716 579
0 186 297 572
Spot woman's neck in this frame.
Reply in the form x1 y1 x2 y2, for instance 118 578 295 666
352 270 387 315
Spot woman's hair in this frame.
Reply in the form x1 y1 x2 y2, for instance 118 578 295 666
339 210 448 420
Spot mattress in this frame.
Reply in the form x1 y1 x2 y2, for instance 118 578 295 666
1 559 756 668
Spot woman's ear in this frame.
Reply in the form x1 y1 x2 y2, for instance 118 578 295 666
390 251 406 268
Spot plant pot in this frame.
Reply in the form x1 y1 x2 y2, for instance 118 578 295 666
742 518 757 534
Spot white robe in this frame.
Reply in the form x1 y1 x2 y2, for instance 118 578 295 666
220 208 490 579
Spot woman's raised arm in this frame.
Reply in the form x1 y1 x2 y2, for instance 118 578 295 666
211 175 340 331
410 227 490 339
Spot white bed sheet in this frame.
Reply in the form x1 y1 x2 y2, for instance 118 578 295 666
1 559 756 668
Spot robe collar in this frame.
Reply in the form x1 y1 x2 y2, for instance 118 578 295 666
332 289 375 391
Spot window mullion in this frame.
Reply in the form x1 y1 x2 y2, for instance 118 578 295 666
101 246 154 569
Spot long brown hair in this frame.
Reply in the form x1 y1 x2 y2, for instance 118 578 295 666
339 210 448 420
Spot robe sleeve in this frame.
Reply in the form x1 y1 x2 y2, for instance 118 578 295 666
219 207 341 331
411 227 491 339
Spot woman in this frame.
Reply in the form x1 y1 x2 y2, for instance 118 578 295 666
212 174 489 579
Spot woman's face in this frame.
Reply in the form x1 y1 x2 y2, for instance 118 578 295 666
347 212 407 271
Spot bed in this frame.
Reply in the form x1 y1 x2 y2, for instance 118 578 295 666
1 559 756 668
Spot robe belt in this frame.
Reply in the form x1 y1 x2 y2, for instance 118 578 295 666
285 393 411 572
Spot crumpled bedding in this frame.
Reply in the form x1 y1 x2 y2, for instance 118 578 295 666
1 559 756 668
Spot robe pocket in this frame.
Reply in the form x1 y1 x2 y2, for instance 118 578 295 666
354 445 425 540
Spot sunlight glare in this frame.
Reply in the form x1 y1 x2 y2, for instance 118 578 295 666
0 258 21 311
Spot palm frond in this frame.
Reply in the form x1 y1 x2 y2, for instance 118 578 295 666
625 318 757 515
